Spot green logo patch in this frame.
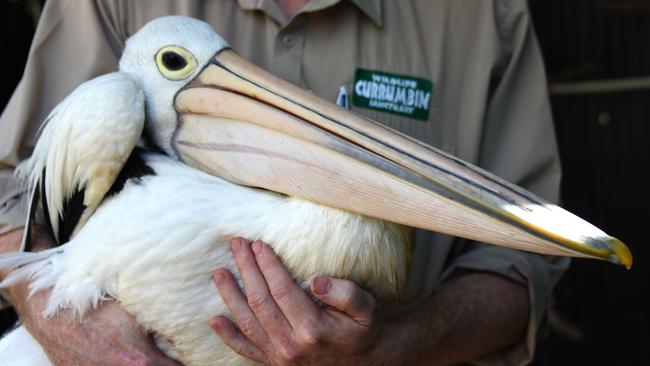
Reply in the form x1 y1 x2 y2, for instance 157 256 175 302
353 68 432 121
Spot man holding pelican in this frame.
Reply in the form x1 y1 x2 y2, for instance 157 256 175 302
0 1 570 365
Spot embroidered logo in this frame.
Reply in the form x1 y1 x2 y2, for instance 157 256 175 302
352 68 432 121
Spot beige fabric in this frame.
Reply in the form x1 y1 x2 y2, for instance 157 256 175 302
0 0 569 364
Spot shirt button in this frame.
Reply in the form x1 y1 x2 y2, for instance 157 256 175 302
282 33 296 47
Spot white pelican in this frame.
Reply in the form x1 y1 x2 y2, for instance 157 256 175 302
0 16 631 366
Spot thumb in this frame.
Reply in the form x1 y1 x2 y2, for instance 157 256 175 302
145 334 183 366
311 276 377 324
148 349 183 366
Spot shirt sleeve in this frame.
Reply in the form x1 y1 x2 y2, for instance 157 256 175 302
0 0 125 235
438 1 570 364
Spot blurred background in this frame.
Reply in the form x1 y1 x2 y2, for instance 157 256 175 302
530 0 648 364
1 0 647 364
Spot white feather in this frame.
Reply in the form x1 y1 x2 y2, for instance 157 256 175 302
15 73 145 240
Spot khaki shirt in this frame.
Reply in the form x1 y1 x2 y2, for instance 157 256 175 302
0 0 569 364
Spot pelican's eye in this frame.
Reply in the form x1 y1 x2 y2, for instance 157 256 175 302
155 46 197 80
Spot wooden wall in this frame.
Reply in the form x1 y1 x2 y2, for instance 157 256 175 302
530 1 649 364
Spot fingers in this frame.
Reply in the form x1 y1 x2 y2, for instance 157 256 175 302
212 268 270 349
219 237 309 355
217 238 328 356
230 238 291 331
251 240 319 327
311 276 377 327
211 238 383 363
146 348 184 366
20 297 183 366
210 316 266 363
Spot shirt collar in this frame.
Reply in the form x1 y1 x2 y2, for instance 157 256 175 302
349 0 382 26
237 0 382 26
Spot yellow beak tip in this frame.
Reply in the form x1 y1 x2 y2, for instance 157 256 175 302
609 237 633 270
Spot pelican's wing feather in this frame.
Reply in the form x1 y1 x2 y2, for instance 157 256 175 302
16 72 145 245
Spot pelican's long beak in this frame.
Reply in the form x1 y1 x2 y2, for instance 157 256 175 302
173 49 632 269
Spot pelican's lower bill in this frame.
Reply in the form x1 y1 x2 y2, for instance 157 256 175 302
173 49 631 268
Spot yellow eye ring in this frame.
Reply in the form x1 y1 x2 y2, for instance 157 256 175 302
155 46 197 80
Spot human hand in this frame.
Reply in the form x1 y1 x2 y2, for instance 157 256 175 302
210 238 387 366
1 228 180 366
17 291 181 366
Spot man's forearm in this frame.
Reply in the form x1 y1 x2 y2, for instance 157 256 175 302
0 229 24 310
0 228 182 365
0 228 23 277
377 271 530 366
1 227 56 308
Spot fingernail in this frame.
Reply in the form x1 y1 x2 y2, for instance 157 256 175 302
312 276 331 295
213 271 225 285
209 317 221 330
231 238 243 252
252 240 263 255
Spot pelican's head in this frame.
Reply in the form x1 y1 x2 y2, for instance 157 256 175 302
119 16 229 157
120 16 632 268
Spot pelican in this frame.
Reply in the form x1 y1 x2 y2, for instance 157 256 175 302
0 16 631 366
